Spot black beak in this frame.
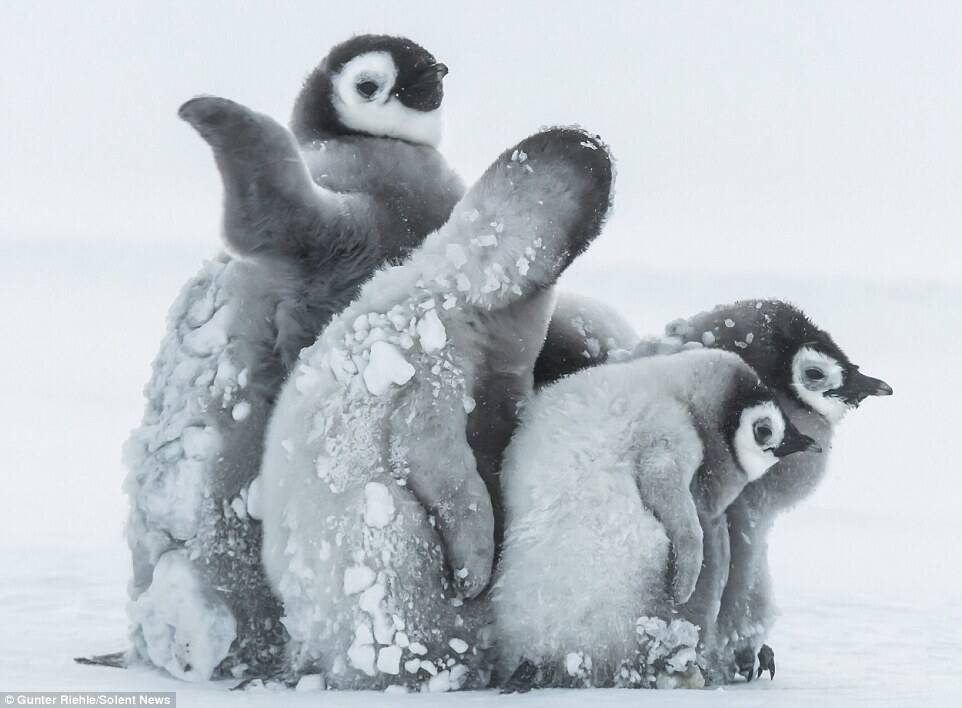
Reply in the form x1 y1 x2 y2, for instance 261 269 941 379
773 423 821 458
404 62 448 89
395 62 448 112
850 370 893 400
833 369 894 406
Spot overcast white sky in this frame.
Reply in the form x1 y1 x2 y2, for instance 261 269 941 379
2 1 960 281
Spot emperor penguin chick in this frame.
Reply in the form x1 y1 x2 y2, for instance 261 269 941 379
259 128 613 690
121 36 462 680
494 348 815 691
666 299 892 680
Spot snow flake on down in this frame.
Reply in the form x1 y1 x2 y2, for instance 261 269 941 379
295 674 324 691
348 642 376 677
417 310 447 353
363 341 415 395
404 658 421 674
442 295 457 310
181 304 232 356
565 652 584 676
462 396 476 413
126 549 236 682
463 208 480 223
363 483 396 529
294 364 321 394
448 638 469 654
476 233 498 248
446 244 467 269
377 645 402 675
408 641 428 656
580 140 598 150
231 401 251 421
701 331 716 346
515 256 530 276
724 318 736 328
343 564 377 595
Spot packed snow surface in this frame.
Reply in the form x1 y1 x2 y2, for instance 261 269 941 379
0 240 960 706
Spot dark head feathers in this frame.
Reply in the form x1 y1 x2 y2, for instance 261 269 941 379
291 35 444 143
666 299 853 395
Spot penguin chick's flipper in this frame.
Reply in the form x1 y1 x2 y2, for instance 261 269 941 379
500 658 540 694
390 379 495 599
178 95 368 259
74 651 128 669
756 644 775 680
437 127 613 312
631 422 704 605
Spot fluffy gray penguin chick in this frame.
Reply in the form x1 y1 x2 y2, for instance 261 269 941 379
666 299 892 681
258 128 613 691
117 35 463 681
494 348 812 691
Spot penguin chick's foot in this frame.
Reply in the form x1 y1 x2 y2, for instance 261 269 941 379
500 658 540 694
756 644 775 680
230 669 302 691
74 651 128 669
734 646 756 682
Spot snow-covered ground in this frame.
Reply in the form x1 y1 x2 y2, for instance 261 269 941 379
1 238 960 706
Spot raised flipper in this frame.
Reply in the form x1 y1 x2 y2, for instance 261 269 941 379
418 128 612 563
178 96 370 259
429 127 613 312
631 419 704 605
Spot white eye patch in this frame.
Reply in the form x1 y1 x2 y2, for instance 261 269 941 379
791 347 848 422
332 51 397 107
734 401 785 481
329 50 443 147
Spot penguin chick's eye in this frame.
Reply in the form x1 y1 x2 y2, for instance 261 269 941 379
806 368 825 381
356 80 380 99
753 420 773 446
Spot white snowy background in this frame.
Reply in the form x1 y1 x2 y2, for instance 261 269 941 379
1 1 960 706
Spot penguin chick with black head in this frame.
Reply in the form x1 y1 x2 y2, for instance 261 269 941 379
665 299 893 681
291 34 449 146
494 348 816 692
119 36 464 681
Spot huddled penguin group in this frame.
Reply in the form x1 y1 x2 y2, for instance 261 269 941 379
95 34 893 692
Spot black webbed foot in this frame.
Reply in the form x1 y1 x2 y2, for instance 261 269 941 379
230 670 301 691
734 646 756 682
74 651 128 669
501 658 539 694
756 644 775 680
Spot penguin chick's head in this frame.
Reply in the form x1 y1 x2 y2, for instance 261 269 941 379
291 34 447 147
668 299 893 424
726 378 822 481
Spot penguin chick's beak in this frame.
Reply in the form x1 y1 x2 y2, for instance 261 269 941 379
853 371 894 398
395 62 448 112
773 426 821 458
833 369 894 406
